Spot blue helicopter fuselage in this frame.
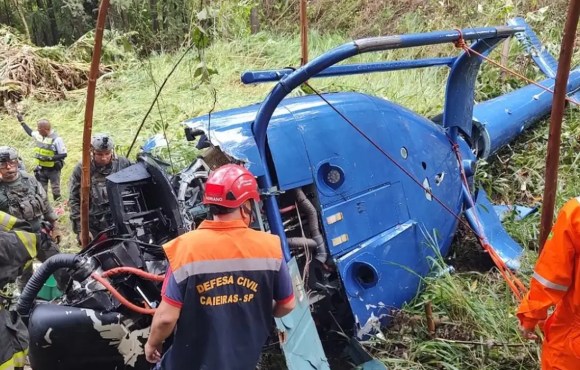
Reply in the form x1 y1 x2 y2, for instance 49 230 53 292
185 91 467 332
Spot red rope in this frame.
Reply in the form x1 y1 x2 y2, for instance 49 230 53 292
454 29 580 106
448 136 527 300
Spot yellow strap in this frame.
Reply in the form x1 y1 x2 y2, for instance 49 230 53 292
36 159 55 168
36 148 55 157
0 349 28 370
0 212 17 231
14 230 37 259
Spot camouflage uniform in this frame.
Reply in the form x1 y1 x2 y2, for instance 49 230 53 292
0 171 57 232
0 171 60 290
68 157 131 238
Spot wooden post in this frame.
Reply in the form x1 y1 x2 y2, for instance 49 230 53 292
299 0 308 65
539 0 580 251
425 301 436 338
81 0 110 248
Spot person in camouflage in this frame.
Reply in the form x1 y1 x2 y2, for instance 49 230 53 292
68 134 131 241
0 147 62 290
0 147 57 232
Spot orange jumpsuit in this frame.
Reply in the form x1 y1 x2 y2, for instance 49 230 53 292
517 197 580 369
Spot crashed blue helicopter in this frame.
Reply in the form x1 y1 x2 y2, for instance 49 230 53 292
18 17 580 370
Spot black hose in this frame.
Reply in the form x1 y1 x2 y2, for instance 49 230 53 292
287 237 317 249
295 188 328 263
17 254 81 317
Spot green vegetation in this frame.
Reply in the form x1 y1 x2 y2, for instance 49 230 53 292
1 0 579 368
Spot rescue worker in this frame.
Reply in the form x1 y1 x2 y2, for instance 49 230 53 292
68 134 131 241
17 114 67 201
0 146 63 290
0 211 51 370
517 196 580 369
145 164 296 370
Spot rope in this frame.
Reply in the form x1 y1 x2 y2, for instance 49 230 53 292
303 79 528 300
454 29 580 107
448 135 527 300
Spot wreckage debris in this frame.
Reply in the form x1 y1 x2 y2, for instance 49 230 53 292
0 27 109 112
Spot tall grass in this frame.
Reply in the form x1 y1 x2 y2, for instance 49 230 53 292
0 12 578 368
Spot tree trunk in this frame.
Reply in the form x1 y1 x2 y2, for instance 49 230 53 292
1 0 13 24
45 0 60 45
11 0 32 43
149 0 159 33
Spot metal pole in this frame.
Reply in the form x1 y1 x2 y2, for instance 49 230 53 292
300 0 308 65
539 0 580 252
81 0 110 248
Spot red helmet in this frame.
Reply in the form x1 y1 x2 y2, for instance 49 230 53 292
203 164 260 208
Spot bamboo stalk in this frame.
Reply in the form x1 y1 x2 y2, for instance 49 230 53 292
539 0 580 251
81 0 111 248
299 0 308 66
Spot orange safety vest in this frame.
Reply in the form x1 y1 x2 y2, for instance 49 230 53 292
160 219 288 370
517 197 580 370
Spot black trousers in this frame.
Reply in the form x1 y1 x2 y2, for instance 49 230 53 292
35 167 62 201
0 308 28 370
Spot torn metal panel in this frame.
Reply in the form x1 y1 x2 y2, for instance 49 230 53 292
464 188 523 270
335 221 420 338
493 204 538 222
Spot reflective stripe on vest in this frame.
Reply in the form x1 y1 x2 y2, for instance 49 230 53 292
14 230 36 258
0 211 17 232
34 133 57 167
0 348 28 370
173 257 282 284
533 271 568 291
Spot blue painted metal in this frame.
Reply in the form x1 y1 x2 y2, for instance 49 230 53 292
464 188 523 270
442 36 507 139
241 58 456 84
275 258 330 369
250 26 521 267
177 20 575 369
494 205 539 222
474 69 580 159
141 134 167 153
508 17 558 78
